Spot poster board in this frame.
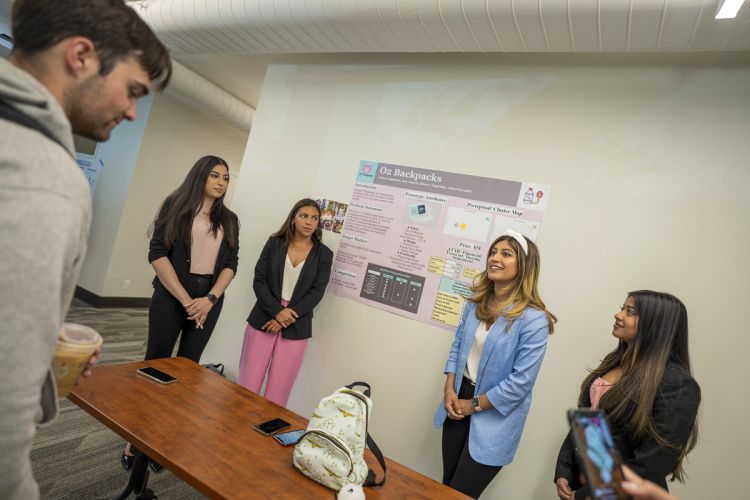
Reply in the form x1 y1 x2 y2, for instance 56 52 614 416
329 161 551 330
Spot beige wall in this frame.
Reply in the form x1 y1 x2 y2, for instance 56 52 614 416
203 55 750 499
77 95 155 294
95 92 247 298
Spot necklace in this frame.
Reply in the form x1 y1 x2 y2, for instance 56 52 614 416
290 239 311 250
196 210 211 225
490 293 507 311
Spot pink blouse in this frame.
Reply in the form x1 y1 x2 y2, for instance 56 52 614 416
190 217 223 275
589 377 613 409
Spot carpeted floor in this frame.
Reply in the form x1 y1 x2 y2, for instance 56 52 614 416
30 299 205 499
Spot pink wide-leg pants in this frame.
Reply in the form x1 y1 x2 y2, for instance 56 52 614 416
237 321 308 407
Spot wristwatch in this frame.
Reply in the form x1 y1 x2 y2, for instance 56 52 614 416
206 293 218 305
471 396 482 413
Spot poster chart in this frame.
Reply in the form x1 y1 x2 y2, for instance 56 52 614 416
329 161 551 331
75 154 104 195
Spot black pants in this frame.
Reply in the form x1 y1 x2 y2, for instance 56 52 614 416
145 275 223 363
442 377 503 499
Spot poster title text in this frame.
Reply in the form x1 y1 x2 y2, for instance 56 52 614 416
379 166 442 183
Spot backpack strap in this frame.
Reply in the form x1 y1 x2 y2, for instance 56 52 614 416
363 433 387 487
345 381 371 398
344 381 385 487
0 97 69 154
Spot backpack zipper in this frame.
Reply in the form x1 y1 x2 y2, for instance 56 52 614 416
339 389 370 451
300 429 355 478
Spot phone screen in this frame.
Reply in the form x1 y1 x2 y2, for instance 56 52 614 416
568 410 631 500
272 429 305 446
255 418 291 435
137 367 177 384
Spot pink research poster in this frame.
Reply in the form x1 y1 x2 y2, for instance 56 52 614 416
329 161 551 331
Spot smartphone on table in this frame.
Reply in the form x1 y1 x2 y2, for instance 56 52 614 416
567 409 631 500
136 366 178 385
272 429 305 446
254 418 291 436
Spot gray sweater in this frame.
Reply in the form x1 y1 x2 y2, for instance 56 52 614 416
0 58 92 499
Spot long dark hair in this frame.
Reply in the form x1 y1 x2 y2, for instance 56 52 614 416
272 198 322 243
466 234 556 333
152 155 238 248
581 290 698 481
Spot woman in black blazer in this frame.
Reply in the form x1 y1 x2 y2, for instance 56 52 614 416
554 290 700 500
238 198 333 406
122 155 239 470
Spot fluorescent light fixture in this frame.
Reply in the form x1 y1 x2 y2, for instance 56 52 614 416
0 34 13 50
716 0 745 19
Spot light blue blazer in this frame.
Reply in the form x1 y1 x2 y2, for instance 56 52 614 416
433 302 550 466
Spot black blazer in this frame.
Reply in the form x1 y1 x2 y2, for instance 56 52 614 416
554 363 700 498
148 201 239 290
246 236 333 340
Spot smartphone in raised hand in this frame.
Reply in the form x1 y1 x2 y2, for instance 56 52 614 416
568 409 631 500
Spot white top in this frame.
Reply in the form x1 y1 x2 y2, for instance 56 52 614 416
464 321 490 383
281 253 305 301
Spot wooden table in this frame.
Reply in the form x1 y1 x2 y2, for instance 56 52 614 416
69 357 468 499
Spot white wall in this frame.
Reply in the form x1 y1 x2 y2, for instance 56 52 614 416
203 55 750 499
77 94 154 294
101 92 247 298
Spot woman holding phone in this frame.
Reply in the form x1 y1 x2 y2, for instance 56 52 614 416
554 291 701 500
121 155 239 471
433 230 556 498
238 198 333 407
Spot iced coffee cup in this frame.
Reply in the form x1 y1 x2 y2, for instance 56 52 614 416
52 323 103 398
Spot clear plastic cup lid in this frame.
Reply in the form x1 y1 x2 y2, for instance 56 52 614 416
59 323 101 344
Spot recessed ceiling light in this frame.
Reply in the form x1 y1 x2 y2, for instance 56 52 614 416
716 0 746 19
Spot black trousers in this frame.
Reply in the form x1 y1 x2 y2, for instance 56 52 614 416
442 377 503 499
145 275 223 363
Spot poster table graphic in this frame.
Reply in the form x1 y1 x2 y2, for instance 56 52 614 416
329 161 550 331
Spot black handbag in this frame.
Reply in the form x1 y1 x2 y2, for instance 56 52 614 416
202 363 225 377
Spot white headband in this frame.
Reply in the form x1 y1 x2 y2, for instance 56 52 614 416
504 229 528 255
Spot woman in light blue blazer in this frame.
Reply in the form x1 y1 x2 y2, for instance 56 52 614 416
434 230 556 498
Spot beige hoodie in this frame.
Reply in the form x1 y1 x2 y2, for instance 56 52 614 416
0 58 92 500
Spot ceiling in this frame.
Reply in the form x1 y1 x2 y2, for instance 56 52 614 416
137 0 750 110
2 1 749 116
137 0 750 54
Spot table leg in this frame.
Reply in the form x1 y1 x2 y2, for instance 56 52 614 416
113 448 156 500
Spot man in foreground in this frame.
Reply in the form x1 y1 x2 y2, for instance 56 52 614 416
0 1 171 498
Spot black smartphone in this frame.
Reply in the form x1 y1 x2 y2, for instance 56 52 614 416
568 409 631 500
272 429 305 446
254 418 291 436
136 366 178 385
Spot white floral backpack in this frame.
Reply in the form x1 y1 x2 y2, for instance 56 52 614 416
293 382 386 491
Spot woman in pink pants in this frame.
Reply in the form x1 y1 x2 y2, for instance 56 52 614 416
238 199 333 406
